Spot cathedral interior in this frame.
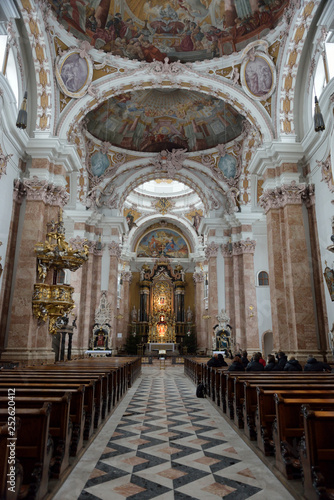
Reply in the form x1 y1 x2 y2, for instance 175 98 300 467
0 1 334 499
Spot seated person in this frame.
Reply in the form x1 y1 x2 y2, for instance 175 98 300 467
258 352 266 367
284 355 302 371
303 355 331 372
240 350 249 368
246 353 264 371
264 354 276 371
207 353 227 367
228 356 245 372
273 351 288 371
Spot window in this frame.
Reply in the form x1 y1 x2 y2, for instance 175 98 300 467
258 271 269 286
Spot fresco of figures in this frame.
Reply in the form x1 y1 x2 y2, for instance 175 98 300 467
136 229 189 258
85 89 244 152
49 0 289 63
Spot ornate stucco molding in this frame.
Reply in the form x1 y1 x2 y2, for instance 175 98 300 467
221 244 232 258
19 176 69 206
259 181 310 213
193 271 205 283
0 148 13 179
13 179 26 204
150 149 187 177
121 271 132 283
232 238 256 255
318 154 334 193
205 242 220 259
108 241 122 258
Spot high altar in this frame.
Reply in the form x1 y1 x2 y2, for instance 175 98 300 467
138 259 187 347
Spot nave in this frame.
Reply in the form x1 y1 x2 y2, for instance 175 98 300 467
54 363 294 500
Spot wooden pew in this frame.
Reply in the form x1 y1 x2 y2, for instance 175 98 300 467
272 396 334 480
0 394 72 478
0 404 53 500
242 380 334 441
0 381 95 441
0 419 23 500
256 388 334 456
299 406 334 500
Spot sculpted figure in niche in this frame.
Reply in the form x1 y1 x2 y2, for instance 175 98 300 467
186 306 193 323
131 305 137 322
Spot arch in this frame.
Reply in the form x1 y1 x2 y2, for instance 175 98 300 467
56 69 274 144
261 330 273 358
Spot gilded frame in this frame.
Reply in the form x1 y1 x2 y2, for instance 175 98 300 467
55 49 93 99
241 52 276 101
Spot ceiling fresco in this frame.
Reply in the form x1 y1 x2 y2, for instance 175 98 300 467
85 89 244 152
49 0 289 63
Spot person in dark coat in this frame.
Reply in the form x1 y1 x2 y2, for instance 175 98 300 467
228 356 245 372
284 356 302 371
246 353 264 371
240 350 249 368
264 354 276 371
207 353 227 367
303 356 331 372
273 351 288 371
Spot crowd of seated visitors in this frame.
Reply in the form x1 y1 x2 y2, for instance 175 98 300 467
207 350 332 373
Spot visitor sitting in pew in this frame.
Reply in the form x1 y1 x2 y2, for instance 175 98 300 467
303 355 332 372
264 354 276 371
246 353 264 371
273 351 288 371
258 352 266 367
284 355 302 371
240 350 249 368
228 356 245 372
207 353 227 367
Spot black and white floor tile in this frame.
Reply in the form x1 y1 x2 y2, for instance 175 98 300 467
53 364 295 500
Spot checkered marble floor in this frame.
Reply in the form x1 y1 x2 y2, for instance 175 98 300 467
53 364 295 500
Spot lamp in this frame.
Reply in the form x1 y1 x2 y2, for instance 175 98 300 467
16 91 28 129
314 96 325 132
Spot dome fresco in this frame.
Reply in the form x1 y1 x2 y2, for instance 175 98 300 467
85 89 244 152
49 0 289 63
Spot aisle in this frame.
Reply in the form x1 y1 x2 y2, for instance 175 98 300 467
54 363 295 500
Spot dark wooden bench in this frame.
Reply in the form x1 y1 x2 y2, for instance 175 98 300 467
0 394 72 478
272 396 334 480
242 380 334 441
256 388 334 456
299 406 334 500
0 419 23 500
0 380 95 441
0 404 53 500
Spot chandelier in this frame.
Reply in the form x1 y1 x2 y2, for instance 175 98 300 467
32 209 89 334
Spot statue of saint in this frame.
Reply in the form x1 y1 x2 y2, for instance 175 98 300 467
131 305 137 322
186 306 193 323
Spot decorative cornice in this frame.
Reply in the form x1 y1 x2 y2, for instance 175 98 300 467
259 181 310 213
19 176 69 206
205 242 220 259
108 241 122 258
318 154 334 193
193 271 205 283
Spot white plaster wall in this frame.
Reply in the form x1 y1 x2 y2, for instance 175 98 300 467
253 219 273 344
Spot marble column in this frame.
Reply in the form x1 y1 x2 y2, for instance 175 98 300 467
205 242 220 342
120 271 132 339
304 188 329 357
0 181 25 352
260 182 319 358
2 178 69 365
221 245 235 337
108 241 121 350
193 271 206 351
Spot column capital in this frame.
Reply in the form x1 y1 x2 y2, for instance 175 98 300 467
20 176 69 206
108 241 122 258
205 242 219 259
121 271 132 283
259 181 312 214
193 271 205 283
232 238 256 255
13 179 26 204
